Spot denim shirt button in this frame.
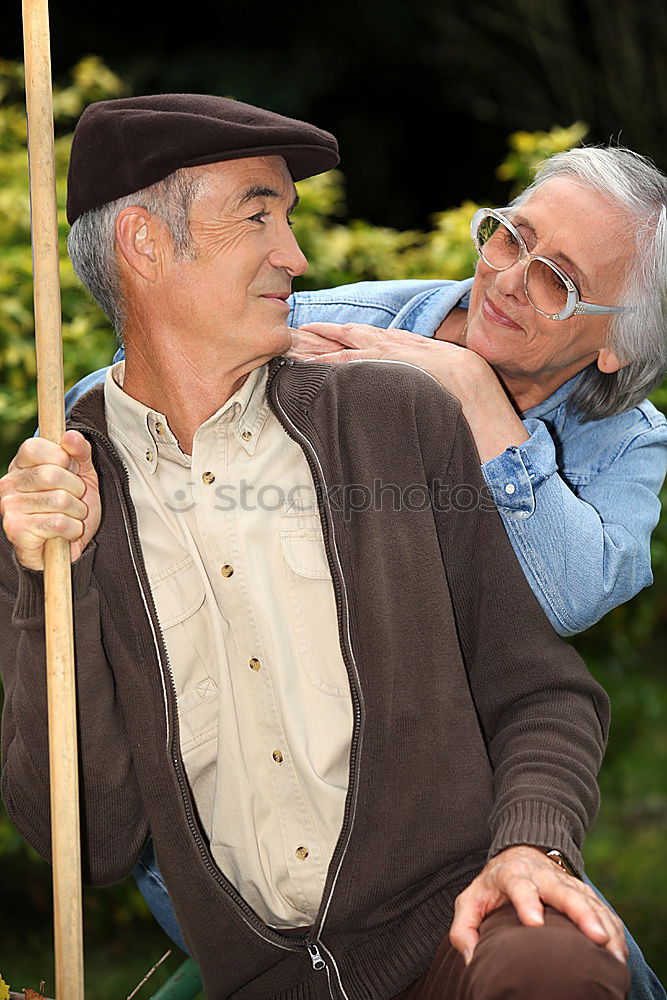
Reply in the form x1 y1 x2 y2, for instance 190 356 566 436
504 483 516 495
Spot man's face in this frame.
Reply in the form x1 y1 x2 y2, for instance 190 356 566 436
465 176 633 390
160 155 307 364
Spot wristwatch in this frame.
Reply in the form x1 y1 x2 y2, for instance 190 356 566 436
543 849 577 877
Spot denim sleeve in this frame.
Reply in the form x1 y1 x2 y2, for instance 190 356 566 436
481 419 667 635
290 296 398 330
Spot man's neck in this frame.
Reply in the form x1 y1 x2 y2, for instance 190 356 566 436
120 328 265 455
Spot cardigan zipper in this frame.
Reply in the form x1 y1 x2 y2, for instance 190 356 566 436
267 358 365 1000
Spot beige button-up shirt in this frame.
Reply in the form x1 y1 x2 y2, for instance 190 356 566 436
104 362 353 927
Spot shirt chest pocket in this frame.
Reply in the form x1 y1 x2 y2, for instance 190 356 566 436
150 556 219 751
279 512 349 698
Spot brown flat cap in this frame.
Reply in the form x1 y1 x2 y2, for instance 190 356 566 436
66 93 339 224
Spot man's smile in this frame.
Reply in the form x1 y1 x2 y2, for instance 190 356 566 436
260 291 291 308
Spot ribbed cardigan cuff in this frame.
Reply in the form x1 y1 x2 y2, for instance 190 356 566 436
488 800 584 877
12 543 97 623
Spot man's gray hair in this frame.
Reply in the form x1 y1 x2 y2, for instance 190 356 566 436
511 146 667 420
67 168 204 339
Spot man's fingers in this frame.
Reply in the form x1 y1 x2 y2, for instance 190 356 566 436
9 435 76 474
501 876 545 926
60 430 96 480
18 489 89 520
544 880 627 962
3 464 87 499
24 513 86 543
449 919 480 965
1 431 100 570
449 890 489 963
3 510 86 570
8 431 92 479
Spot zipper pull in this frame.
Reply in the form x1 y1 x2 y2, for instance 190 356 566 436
307 943 326 971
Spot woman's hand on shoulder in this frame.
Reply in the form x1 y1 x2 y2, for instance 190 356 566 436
288 321 491 403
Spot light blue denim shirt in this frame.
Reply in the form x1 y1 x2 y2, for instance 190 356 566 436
64 277 667 636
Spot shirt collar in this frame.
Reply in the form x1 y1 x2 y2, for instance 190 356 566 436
390 278 474 337
104 361 271 473
201 363 270 455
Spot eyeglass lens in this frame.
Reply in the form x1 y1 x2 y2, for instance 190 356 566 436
476 214 570 315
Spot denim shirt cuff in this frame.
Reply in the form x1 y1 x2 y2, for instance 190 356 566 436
481 419 558 519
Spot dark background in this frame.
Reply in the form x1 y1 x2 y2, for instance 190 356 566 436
3 0 667 229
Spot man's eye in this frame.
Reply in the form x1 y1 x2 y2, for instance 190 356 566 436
248 211 267 224
287 216 295 228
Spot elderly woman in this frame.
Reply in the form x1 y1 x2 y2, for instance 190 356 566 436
63 145 667 999
287 146 667 637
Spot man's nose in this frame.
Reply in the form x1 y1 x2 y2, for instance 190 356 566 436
268 226 308 277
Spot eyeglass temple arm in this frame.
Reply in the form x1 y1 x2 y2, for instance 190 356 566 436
573 302 630 316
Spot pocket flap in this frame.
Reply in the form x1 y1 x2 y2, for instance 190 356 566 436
280 529 332 580
150 555 206 628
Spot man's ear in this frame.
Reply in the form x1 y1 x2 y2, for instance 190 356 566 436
597 347 630 374
115 208 161 281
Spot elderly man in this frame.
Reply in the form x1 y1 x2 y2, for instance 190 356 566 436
0 95 629 1000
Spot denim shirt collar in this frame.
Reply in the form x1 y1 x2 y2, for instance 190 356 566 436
390 277 474 337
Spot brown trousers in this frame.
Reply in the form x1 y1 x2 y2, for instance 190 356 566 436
393 905 630 1000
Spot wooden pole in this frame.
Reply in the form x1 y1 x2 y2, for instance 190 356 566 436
21 3 85 998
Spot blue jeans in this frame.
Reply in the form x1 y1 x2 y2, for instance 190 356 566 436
133 840 666 999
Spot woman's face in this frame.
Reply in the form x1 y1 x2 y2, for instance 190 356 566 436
465 177 634 395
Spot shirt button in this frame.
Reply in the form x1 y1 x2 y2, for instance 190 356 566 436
272 750 284 764
295 846 309 861
249 657 261 671
504 483 516 495
155 422 164 436
145 449 154 463
241 430 252 442
202 471 216 485
220 564 234 578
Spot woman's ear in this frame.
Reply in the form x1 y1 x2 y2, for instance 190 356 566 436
597 347 630 374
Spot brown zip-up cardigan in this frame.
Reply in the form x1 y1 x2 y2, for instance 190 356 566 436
0 357 609 1000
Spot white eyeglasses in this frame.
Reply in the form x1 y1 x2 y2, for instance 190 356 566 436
471 208 631 321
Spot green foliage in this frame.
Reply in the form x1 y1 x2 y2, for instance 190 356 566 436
0 57 666 988
0 57 124 469
496 122 589 197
